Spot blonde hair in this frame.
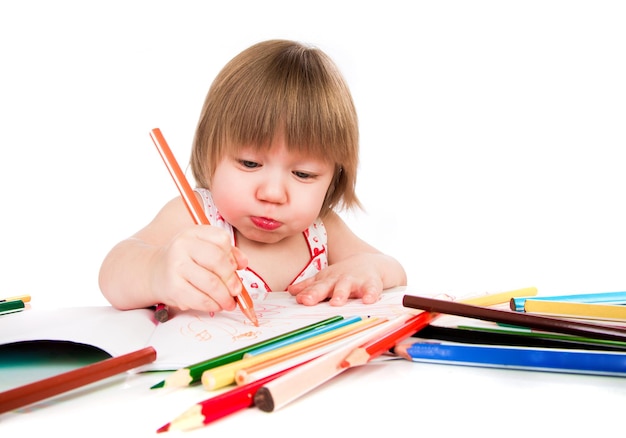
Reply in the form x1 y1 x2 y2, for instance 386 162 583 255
190 39 361 215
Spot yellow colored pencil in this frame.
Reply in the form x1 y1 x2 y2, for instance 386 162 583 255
524 299 626 322
0 294 31 303
460 286 537 307
201 317 383 391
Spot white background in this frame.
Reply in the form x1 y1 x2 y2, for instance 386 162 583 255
1 1 625 308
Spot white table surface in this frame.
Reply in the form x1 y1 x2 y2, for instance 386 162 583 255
1 343 625 438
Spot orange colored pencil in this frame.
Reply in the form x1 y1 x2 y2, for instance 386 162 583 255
0 346 156 414
149 128 258 327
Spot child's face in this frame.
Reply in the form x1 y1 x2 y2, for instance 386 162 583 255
211 133 334 244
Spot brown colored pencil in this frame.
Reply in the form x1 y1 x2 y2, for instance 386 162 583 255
0 346 156 414
402 295 626 343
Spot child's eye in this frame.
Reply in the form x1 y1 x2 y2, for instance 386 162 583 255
239 160 260 169
293 171 314 179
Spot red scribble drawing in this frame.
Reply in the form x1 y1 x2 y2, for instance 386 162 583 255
169 290 409 349
177 304 289 344
253 303 289 320
141 288 411 369
232 330 261 342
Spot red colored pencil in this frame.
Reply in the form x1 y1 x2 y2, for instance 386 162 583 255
157 364 301 433
339 289 528 369
0 347 156 414
340 312 434 368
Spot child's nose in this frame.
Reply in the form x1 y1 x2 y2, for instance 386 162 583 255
256 173 288 204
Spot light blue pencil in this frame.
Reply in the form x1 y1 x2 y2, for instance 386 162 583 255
243 315 363 357
510 291 626 312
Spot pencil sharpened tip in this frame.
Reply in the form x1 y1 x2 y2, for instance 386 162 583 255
155 311 169 323
246 311 259 327
253 387 275 412
150 381 165 390
156 423 170 433
339 360 350 369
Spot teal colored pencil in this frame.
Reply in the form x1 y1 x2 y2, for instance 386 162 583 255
510 291 626 311
0 299 25 316
152 315 344 389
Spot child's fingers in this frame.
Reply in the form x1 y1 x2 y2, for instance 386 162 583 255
359 280 383 304
328 277 354 306
286 276 314 295
230 246 248 270
291 278 334 306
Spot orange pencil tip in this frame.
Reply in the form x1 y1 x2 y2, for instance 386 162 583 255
246 311 259 327
339 360 350 369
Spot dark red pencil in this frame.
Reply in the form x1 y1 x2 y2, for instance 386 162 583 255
157 364 301 433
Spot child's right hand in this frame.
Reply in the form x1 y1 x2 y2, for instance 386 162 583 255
149 225 248 313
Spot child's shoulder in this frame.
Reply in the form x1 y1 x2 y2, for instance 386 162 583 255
306 217 328 247
194 188 230 230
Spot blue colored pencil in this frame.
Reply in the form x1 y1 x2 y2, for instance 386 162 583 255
510 291 626 312
243 315 363 357
396 341 626 377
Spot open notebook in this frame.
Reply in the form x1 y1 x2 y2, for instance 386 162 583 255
0 288 414 372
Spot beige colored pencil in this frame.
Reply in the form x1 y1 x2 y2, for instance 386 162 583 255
253 313 413 412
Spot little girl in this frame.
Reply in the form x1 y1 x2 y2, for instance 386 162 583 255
98 39 407 314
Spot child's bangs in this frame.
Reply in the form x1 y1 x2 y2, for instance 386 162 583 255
224 79 353 164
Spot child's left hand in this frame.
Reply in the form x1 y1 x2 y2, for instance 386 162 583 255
287 253 391 306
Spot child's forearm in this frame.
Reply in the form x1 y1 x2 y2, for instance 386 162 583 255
375 253 408 290
98 238 161 310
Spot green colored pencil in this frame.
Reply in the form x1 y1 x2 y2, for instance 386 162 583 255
0 299 25 316
456 324 626 348
151 315 344 389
